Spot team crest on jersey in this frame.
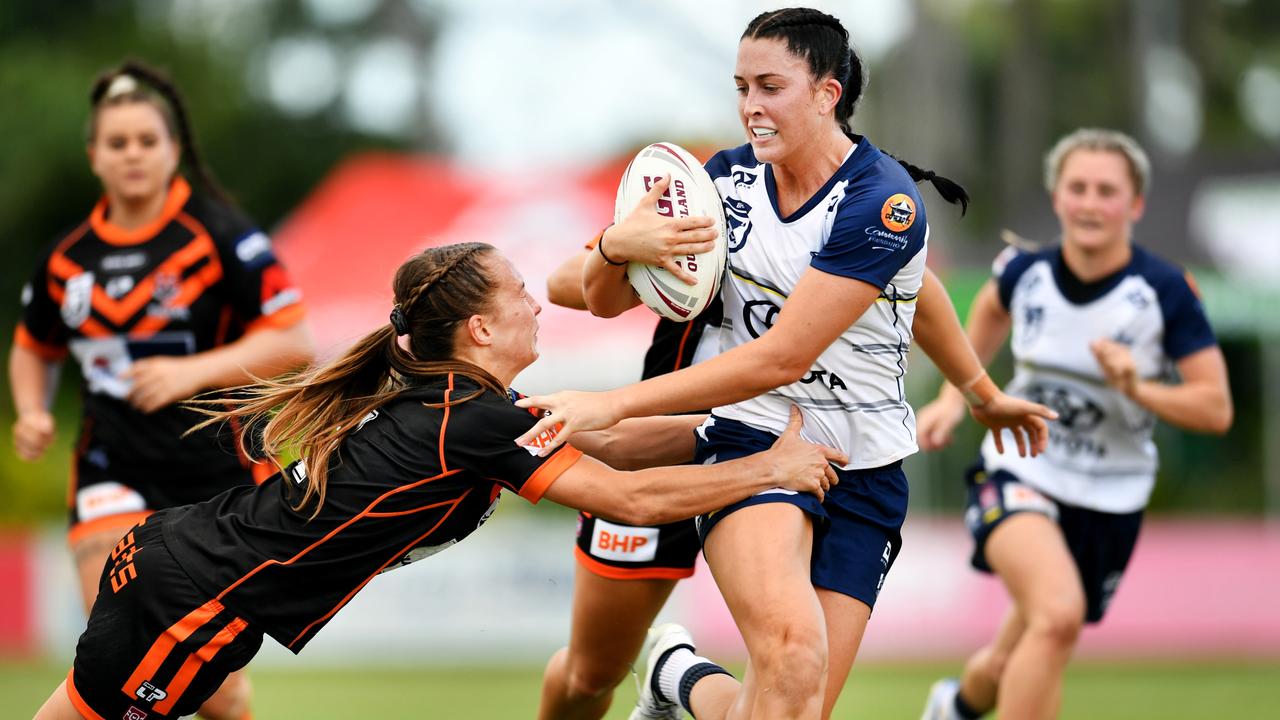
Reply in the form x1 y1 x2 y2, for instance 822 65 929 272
147 272 190 320
731 169 758 187
724 197 753 252
880 193 916 233
61 272 95 328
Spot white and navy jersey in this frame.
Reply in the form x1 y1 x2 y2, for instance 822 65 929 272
704 138 929 469
981 244 1217 513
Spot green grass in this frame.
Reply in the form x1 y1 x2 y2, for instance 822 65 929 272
5 659 1278 717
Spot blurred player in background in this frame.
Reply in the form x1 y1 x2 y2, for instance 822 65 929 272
9 59 313 720
536 228 723 720
515 8 1057 719
32 242 844 720
916 129 1233 720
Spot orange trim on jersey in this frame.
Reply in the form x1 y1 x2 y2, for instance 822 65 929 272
672 320 696 373
438 373 455 472
243 303 306 334
14 323 67 362
574 546 695 581
97 230 220 331
122 598 226 703
67 511 153 547
250 460 276 485
78 317 114 339
213 469 463 603
90 176 192 246
153 616 249 715
520 445 584 504
47 248 87 282
287 492 473 649
65 669 107 720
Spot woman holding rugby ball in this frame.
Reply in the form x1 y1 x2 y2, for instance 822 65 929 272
517 7 1056 719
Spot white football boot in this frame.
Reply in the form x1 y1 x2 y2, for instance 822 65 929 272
628 623 695 720
920 677 962 720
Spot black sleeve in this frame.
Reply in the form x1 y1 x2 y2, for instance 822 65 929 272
442 392 582 504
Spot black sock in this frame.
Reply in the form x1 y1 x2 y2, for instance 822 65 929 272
953 688 984 719
678 662 732 717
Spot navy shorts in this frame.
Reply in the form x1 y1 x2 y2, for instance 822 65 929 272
693 416 909 609
68 513 263 720
575 513 701 580
965 462 1144 623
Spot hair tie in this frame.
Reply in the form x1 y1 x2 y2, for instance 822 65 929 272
105 74 139 100
389 305 409 336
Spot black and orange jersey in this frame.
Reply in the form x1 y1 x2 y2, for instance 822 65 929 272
14 176 305 473
641 297 723 382
159 374 582 653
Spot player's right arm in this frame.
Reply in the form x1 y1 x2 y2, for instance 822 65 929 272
581 175 717 318
9 343 57 461
543 407 842 525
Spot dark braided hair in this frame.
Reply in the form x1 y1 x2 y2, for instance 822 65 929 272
88 59 231 204
743 8 969 215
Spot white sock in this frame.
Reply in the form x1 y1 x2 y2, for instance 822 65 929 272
656 646 704 706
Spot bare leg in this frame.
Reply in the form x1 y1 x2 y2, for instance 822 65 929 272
984 513 1085 719
815 589 871 719
689 503 827 720
538 564 677 720
958 609 1026 713
33 680 84 720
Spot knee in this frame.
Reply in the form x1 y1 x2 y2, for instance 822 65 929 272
563 655 629 701
1025 597 1085 649
752 621 828 691
198 672 252 720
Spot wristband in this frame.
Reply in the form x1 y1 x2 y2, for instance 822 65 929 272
596 226 625 266
960 371 996 408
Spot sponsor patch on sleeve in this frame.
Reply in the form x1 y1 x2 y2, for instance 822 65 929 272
880 193 916 233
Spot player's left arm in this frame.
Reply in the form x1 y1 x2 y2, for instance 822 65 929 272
1092 341 1232 434
570 414 705 470
547 250 591 310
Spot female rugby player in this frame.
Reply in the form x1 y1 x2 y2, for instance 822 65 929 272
916 129 1232 720
33 242 844 720
515 8 1057 719
10 60 313 720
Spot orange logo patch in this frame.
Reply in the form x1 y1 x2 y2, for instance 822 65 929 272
881 193 916 233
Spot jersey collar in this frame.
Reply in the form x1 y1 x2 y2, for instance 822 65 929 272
764 135 877 224
90 175 192 246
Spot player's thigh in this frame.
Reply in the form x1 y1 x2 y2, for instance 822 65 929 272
566 562 677 670
71 518 150 613
703 502 822 654
985 512 1083 612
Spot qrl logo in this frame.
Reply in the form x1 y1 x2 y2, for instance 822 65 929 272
135 681 167 702
643 176 690 218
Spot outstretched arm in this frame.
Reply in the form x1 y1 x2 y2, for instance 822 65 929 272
570 414 706 470
542 407 844 525
913 272 1052 455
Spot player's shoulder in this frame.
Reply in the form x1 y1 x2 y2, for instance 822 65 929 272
184 190 260 245
995 243 1054 279
705 143 762 181
837 138 925 219
1127 244 1190 289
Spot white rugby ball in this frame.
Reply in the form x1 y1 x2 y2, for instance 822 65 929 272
614 142 728 322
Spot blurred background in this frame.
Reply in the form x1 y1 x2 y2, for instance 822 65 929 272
2 0 1278 717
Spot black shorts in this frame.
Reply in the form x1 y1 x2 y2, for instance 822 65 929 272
68 513 263 720
69 440 263 544
965 463 1144 623
575 513 701 580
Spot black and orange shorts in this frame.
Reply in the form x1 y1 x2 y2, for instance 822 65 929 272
574 512 701 580
66 513 262 720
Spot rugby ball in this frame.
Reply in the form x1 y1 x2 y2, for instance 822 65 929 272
614 142 728 322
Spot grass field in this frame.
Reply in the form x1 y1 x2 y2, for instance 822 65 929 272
4 659 1277 717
